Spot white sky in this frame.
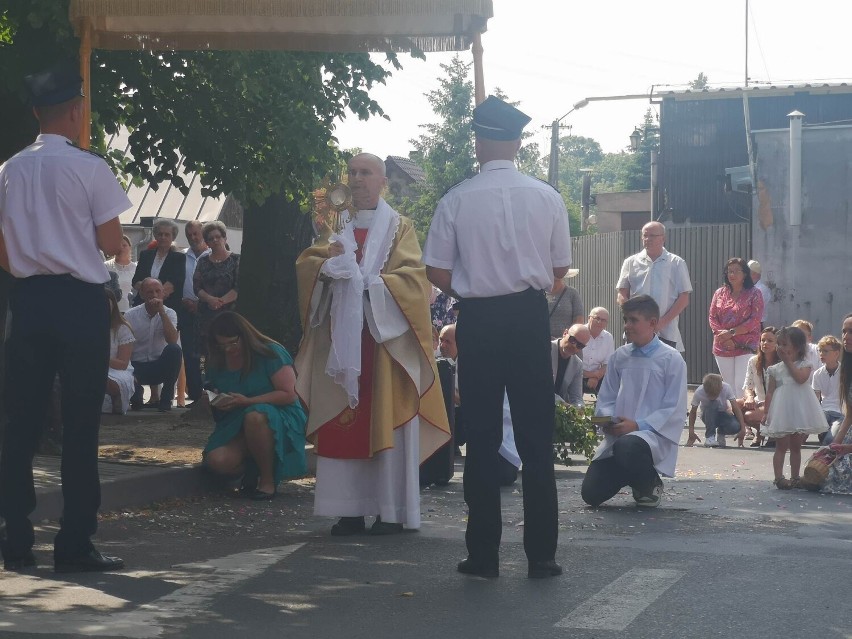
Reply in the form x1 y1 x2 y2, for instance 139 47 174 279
334 0 852 160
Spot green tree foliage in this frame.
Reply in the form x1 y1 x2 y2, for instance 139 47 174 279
388 55 539 241
0 1 396 352
397 54 476 240
689 72 709 90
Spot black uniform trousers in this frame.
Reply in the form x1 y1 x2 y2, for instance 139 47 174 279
0 275 109 560
456 288 558 567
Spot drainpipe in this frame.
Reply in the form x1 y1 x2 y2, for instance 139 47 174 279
788 110 804 226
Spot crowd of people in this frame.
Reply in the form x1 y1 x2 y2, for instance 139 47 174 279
1 66 850 581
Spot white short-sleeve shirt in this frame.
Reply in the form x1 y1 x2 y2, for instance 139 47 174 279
616 248 692 351
423 160 572 298
812 364 842 414
124 304 178 363
582 329 615 372
0 134 131 283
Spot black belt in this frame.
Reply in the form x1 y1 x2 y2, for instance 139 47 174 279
459 287 545 304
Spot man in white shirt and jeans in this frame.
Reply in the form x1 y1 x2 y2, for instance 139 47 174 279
125 278 181 412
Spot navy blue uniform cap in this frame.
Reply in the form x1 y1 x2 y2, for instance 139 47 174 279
471 95 531 141
25 64 84 107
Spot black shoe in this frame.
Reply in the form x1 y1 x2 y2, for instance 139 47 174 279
457 558 499 579
4 550 37 571
528 559 563 579
238 467 259 496
330 516 366 536
249 488 276 501
129 401 143 411
369 516 403 536
54 548 124 573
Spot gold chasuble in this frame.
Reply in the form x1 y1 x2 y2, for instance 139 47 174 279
295 215 450 464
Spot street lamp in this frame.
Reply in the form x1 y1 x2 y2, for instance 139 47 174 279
629 127 643 152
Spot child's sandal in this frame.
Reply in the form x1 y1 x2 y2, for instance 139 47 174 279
790 477 802 489
774 477 793 490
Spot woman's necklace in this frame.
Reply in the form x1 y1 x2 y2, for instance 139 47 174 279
210 252 230 264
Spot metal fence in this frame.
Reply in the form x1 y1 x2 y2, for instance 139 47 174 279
569 223 751 384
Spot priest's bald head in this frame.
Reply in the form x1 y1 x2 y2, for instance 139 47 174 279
348 153 387 210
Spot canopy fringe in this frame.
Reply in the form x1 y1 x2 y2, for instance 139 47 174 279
70 0 493 20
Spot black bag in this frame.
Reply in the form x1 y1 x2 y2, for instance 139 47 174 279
419 357 456 487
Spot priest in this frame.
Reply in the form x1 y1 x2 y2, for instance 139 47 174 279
295 153 450 536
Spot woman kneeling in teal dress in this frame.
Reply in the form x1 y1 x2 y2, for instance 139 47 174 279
203 312 307 499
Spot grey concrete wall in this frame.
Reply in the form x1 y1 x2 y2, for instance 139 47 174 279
752 125 852 340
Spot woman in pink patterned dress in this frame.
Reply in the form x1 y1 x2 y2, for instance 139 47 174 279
708 257 764 396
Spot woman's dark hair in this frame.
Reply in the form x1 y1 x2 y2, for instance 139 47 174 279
206 311 279 378
776 326 807 362
840 313 852 408
723 257 754 291
755 326 778 381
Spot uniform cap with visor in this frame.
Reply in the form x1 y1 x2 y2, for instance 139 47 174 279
471 95 531 141
24 64 84 107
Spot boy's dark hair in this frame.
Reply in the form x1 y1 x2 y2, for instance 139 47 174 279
622 294 660 320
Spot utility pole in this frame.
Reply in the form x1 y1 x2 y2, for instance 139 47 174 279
547 120 572 187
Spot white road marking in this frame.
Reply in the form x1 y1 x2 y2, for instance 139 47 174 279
0 544 304 637
556 567 685 631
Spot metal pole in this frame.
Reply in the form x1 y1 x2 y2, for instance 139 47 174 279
472 32 486 106
650 149 658 218
789 110 804 226
580 170 592 231
79 18 92 148
548 120 559 187
744 0 749 87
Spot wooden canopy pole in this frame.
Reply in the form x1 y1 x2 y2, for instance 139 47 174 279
472 31 485 105
78 19 92 149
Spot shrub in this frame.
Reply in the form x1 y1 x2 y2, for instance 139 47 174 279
553 402 600 465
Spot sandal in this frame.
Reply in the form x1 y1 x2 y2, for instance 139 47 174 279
773 477 793 490
790 476 802 489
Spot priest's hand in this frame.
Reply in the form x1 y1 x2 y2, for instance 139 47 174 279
603 418 638 437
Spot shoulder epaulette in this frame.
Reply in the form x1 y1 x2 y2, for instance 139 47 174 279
533 176 560 193
66 141 105 159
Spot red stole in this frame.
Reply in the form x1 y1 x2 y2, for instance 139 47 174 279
314 228 376 459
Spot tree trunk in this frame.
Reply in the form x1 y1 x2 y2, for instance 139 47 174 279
236 194 314 355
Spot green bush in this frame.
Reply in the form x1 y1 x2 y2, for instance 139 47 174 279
553 402 601 465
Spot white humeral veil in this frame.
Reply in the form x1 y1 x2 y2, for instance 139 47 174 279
312 202 421 529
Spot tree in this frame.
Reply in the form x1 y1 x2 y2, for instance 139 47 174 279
388 56 539 241
689 72 709 90
0 1 396 352
397 54 477 240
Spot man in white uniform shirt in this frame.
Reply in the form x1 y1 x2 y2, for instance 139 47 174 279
582 296 687 508
617 221 691 352
125 278 181 412
425 95 572 579
180 221 210 404
0 65 128 573
582 307 615 393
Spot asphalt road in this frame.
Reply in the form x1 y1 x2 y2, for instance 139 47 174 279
1 439 851 639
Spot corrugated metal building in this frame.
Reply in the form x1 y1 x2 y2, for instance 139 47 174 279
657 84 852 224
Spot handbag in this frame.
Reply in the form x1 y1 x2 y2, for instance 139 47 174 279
800 447 839 491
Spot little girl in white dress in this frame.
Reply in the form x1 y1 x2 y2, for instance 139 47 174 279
764 326 826 488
